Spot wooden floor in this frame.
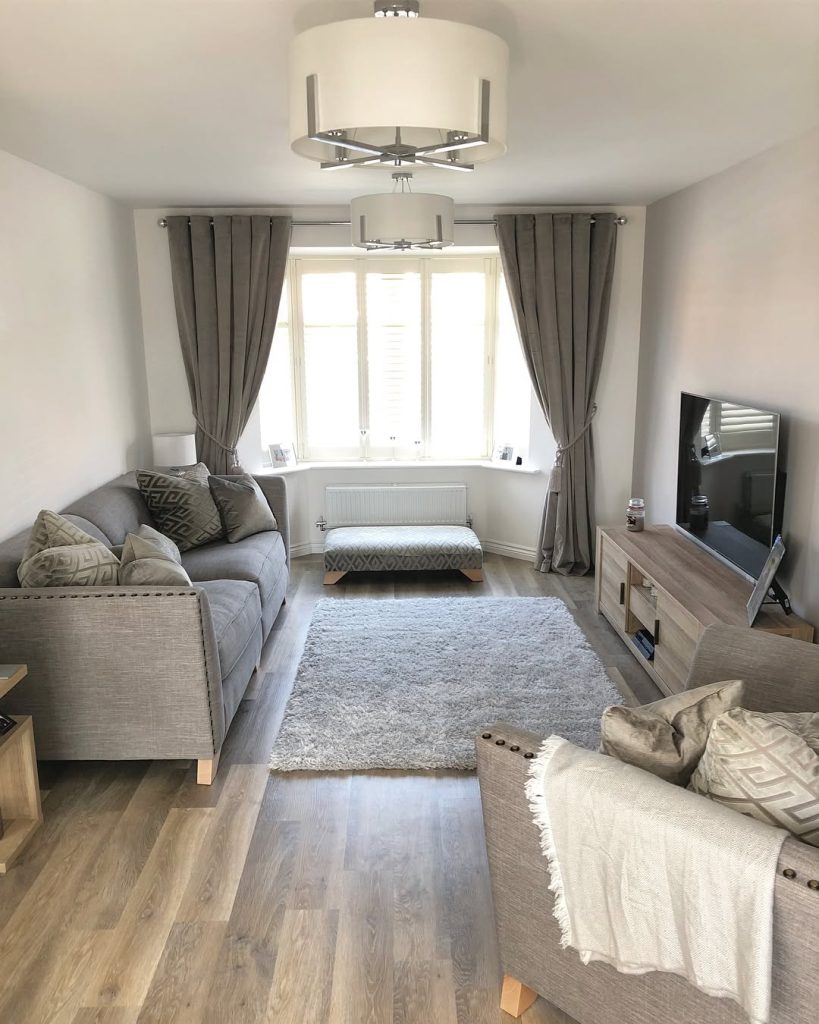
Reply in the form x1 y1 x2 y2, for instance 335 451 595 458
0 553 658 1024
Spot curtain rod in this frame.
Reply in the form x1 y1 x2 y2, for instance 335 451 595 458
157 216 627 228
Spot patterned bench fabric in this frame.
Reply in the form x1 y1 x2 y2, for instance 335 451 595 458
324 525 483 573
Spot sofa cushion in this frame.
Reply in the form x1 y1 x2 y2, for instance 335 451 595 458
182 531 286 612
196 579 262 682
690 707 819 847
17 510 120 588
209 474 278 542
600 680 745 785
136 469 224 553
119 525 192 587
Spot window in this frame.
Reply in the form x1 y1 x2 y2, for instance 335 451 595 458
259 255 532 462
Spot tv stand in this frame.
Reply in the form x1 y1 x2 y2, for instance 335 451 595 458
596 526 814 696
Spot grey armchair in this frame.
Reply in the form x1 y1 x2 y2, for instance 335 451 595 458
477 625 819 1023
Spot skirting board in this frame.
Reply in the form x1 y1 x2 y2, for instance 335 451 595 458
289 539 536 562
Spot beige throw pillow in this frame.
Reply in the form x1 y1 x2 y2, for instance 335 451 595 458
208 474 278 543
600 680 745 785
690 707 819 847
136 469 224 552
119 524 192 587
17 510 120 588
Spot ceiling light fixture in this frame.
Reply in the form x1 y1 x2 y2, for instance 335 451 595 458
351 173 454 250
289 1 508 172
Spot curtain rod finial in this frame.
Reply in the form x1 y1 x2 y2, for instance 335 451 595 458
158 217 168 228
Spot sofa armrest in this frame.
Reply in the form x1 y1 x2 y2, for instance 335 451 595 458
254 473 290 565
476 722 819 1024
686 624 819 712
0 586 225 760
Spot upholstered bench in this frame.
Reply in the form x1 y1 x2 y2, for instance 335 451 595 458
323 524 483 584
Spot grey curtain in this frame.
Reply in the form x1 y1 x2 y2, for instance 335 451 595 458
496 213 617 575
167 214 291 474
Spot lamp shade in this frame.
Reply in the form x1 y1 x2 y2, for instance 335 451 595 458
351 192 455 249
289 18 508 165
152 432 197 467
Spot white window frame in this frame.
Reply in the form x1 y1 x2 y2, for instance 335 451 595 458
282 253 507 462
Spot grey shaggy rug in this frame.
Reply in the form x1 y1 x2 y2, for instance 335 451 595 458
268 596 621 772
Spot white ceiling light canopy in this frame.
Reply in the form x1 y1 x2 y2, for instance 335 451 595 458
351 173 454 250
289 0 508 172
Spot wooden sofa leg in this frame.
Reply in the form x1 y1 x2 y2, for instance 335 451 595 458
323 570 347 585
500 975 538 1018
197 751 220 786
461 568 484 582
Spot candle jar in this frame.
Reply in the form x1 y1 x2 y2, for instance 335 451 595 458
626 497 645 532
688 494 710 532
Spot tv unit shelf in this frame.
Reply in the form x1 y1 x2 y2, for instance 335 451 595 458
595 525 814 696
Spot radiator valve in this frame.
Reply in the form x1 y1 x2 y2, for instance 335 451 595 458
315 515 327 532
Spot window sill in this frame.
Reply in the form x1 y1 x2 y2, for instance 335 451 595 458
259 460 544 476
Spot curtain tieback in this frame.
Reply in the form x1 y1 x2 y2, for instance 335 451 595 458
194 417 240 468
549 404 598 493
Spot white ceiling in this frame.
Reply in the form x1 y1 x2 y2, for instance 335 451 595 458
0 0 817 208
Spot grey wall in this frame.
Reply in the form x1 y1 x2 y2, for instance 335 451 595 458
633 126 819 622
0 149 151 539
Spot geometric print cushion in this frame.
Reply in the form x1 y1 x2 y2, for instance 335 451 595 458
136 470 224 553
689 707 819 847
17 509 119 587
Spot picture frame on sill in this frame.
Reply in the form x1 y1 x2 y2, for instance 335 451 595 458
269 442 297 468
492 443 516 464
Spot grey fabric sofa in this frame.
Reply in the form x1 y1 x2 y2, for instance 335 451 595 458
0 472 289 784
477 625 819 1023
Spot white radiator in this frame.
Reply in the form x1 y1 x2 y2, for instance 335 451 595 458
324 485 469 529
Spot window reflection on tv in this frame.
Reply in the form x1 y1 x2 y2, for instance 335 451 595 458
676 392 784 581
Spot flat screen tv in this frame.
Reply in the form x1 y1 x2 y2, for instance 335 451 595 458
676 392 785 581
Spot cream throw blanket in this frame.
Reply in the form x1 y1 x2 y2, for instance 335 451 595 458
526 736 787 1024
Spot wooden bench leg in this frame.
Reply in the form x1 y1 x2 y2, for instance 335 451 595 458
324 570 348 585
500 975 538 1017
461 568 484 582
197 750 220 786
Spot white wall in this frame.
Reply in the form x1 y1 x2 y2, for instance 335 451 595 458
0 149 151 538
633 126 819 621
133 203 645 557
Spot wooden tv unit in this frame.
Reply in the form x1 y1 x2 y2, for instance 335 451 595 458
596 525 814 696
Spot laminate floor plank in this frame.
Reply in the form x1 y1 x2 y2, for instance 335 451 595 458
0 555 657 1023
72 763 188 930
176 764 267 923
264 908 338 1023
135 921 228 1024
201 790 300 1024
82 808 211 1009
328 869 394 1024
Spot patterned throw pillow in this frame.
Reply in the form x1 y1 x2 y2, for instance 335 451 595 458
136 469 224 553
208 474 278 543
690 707 819 847
17 509 120 587
119 524 192 586
600 680 744 785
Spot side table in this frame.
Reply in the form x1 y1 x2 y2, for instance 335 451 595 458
0 665 43 873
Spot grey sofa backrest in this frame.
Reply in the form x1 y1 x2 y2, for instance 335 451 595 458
62 472 154 544
0 472 155 588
